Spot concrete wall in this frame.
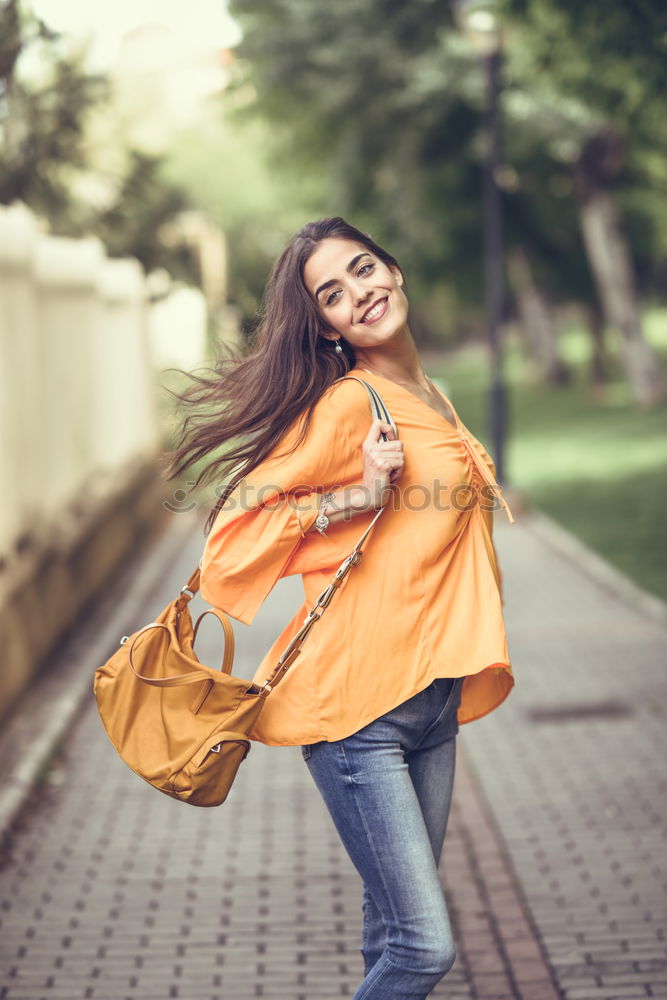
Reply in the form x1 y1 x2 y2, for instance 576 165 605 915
0 202 209 720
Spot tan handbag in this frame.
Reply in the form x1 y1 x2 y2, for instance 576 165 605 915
94 378 396 807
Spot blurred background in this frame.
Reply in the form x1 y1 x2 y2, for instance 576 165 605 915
1 0 666 722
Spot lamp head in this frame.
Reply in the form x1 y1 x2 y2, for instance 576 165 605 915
454 0 501 56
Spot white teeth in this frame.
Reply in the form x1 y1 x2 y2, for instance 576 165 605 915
364 300 386 322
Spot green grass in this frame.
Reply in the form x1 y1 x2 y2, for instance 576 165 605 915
432 308 667 603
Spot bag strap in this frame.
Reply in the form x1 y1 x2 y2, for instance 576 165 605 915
178 376 396 694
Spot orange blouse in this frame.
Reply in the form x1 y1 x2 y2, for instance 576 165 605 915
199 364 516 746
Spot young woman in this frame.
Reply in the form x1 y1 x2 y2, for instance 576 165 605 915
166 217 516 1000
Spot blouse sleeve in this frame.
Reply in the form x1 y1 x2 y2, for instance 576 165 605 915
199 384 369 624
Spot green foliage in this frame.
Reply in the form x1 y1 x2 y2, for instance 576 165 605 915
0 1 197 280
0 3 109 225
499 0 667 289
0 0 22 81
501 0 667 143
95 150 195 281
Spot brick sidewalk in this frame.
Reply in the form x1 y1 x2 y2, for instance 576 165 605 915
0 512 665 999
460 516 667 1000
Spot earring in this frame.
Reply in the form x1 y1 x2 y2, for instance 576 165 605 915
335 339 343 354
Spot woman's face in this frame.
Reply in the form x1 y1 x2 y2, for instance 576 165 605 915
303 238 409 348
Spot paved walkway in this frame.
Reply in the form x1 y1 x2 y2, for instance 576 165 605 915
0 505 666 999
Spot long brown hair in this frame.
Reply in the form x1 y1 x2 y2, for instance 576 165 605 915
162 217 402 535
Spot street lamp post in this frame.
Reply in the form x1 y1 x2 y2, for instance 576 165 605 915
456 1 508 487
484 44 506 485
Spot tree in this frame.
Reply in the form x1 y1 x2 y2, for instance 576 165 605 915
500 0 667 404
95 150 195 282
0 1 198 282
0 0 109 228
228 0 493 339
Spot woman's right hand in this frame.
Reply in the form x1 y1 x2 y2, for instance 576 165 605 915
361 420 404 509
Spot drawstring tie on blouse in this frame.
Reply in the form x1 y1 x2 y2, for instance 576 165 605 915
456 429 515 525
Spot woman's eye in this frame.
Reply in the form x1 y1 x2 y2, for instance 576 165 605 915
323 263 374 306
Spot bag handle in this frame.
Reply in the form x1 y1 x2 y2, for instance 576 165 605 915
128 609 235 687
178 376 397 694
127 623 212 687
192 608 235 674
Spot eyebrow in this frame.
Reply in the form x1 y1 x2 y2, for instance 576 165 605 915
314 253 371 300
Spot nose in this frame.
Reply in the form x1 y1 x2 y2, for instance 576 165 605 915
351 281 372 307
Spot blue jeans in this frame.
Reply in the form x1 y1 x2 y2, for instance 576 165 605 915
301 675 464 1000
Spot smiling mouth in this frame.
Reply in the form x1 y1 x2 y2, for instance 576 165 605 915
361 297 388 324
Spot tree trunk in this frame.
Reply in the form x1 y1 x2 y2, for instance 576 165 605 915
585 302 609 397
508 247 570 385
575 134 666 406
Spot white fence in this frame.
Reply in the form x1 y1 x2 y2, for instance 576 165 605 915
0 202 208 568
